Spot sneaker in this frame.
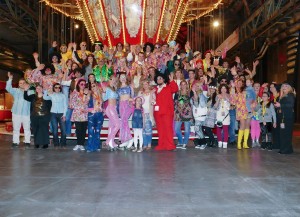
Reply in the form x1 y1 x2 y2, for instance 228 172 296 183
181 144 187 150
218 142 223 148
137 148 143 153
79 145 85 151
132 148 138 152
199 144 207 150
11 143 18 148
25 143 30 149
176 144 183 149
195 145 201 149
42 144 48 149
73 145 79 151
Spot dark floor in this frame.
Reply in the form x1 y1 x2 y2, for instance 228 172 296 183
0 135 300 217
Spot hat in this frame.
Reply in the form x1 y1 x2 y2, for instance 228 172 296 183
193 51 201 57
204 50 211 57
94 41 103 46
154 72 168 84
41 63 55 75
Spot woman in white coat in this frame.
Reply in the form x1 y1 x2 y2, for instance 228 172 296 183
215 84 231 148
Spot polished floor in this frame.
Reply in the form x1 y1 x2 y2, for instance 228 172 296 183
0 135 300 217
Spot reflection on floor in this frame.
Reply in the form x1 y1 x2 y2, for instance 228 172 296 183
0 135 299 217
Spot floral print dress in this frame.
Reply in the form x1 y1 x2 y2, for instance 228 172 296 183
70 91 89 122
231 91 248 120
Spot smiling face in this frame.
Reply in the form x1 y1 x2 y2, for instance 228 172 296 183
119 74 127 83
135 97 142 108
80 42 87 51
88 74 96 83
156 76 164 85
262 93 270 102
142 80 150 90
36 85 43 94
78 81 86 90
18 79 26 89
52 56 58 63
53 84 61 92
220 86 227 94
45 68 52 75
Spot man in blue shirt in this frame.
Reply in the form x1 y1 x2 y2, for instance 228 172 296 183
6 72 31 148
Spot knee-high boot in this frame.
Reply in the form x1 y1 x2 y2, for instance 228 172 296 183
243 129 250 149
237 130 244 150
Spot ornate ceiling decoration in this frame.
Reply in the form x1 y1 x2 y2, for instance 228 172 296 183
43 0 222 45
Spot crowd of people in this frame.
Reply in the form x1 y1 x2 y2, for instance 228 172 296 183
6 39 296 154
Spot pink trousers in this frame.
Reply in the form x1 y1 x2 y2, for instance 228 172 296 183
106 105 120 147
250 120 260 140
216 125 229 142
119 100 133 143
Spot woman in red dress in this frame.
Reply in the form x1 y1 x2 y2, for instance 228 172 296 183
153 72 178 150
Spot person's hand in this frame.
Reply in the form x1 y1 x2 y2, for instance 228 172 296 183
244 68 251 74
130 45 135 53
68 43 73 50
7 71 13 79
52 41 58 48
37 64 45 71
274 102 280 108
235 56 240 63
23 83 30 91
32 52 39 59
262 83 268 88
169 72 174 81
253 60 259 67
61 116 66 122
83 88 89 95
273 122 276 128
185 41 191 50
72 43 77 50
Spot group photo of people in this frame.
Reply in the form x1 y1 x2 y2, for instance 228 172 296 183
6 40 296 154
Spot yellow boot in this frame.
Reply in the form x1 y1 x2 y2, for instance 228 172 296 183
243 129 250 149
237 130 244 150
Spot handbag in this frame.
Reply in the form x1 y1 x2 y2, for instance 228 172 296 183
203 108 217 128
216 113 229 128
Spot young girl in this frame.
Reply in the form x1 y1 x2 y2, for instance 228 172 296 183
132 96 144 152
215 84 230 148
256 92 276 150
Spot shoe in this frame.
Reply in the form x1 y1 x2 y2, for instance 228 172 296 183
79 145 85 151
261 142 266 150
126 139 134 149
223 142 227 149
97 149 101 152
132 148 138 152
119 141 128 148
195 145 201 149
11 143 18 148
25 143 30 149
218 141 223 148
181 144 187 150
199 144 207 150
42 144 48 149
137 148 143 153
252 139 256 147
35 144 40 149
176 144 182 149
73 145 79 151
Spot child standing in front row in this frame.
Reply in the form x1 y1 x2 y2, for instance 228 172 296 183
132 96 144 152
255 92 276 150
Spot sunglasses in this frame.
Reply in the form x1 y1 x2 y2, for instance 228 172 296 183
174 63 180 66
81 44 86 47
